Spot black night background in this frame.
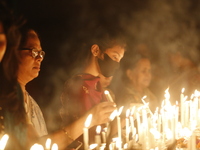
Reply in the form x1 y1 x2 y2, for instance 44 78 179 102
6 0 200 132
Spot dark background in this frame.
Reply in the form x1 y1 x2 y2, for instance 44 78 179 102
6 0 200 132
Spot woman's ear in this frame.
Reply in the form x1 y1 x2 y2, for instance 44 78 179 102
91 44 100 57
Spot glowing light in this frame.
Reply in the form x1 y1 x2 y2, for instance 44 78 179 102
0 134 9 150
51 143 58 150
45 138 51 150
109 109 117 121
89 144 97 149
84 114 92 127
30 144 44 150
117 106 124 116
96 125 101 134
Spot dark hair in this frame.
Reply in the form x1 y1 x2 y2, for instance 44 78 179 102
18 26 40 50
0 1 27 147
121 52 150 83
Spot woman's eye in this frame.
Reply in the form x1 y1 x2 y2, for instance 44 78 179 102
113 56 118 61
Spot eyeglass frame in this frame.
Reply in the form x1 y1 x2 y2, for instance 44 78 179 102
19 48 45 59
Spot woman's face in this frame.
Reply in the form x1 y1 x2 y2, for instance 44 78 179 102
0 22 6 61
18 30 44 84
104 45 125 62
128 58 152 89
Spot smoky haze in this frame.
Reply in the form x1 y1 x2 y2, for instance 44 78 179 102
13 0 200 132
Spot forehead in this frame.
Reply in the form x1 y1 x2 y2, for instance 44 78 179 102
24 30 41 49
105 45 125 56
136 58 151 68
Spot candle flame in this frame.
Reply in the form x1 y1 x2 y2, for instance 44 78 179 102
130 106 135 115
135 134 138 142
104 90 109 95
84 114 93 128
0 134 9 150
96 125 101 134
51 143 58 150
109 109 117 121
126 109 130 118
181 88 185 93
164 88 170 100
30 144 44 150
123 143 128 149
89 144 97 149
45 138 51 149
117 106 124 116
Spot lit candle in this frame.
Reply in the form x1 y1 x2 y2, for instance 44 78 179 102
130 107 135 138
95 125 101 149
83 114 93 150
104 90 114 102
45 138 51 150
102 131 106 144
0 134 9 150
126 109 130 143
136 112 141 143
117 106 124 150
51 143 58 150
30 144 44 150
89 144 97 150
180 88 185 125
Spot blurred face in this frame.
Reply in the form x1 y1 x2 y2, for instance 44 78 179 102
128 58 152 89
0 22 6 61
18 30 44 84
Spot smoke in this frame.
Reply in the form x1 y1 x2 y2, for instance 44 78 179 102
33 0 200 132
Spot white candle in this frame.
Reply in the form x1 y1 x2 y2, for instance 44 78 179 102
83 114 93 150
136 112 141 143
0 134 9 150
101 131 106 143
95 125 101 149
104 90 114 102
180 88 185 125
126 109 130 143
45 138 51 150
117 106 123 150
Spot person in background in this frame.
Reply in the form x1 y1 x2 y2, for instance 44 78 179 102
115 52 158 113
60 28 126 146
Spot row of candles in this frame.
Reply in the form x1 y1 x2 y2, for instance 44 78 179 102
0 133 58 150
83 88 200 150
1 88 200 149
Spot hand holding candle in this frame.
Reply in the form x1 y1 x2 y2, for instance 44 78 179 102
104 90 114 102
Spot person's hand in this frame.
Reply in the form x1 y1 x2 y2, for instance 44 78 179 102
86 101 117 127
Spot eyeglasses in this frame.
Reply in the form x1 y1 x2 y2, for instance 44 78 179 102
20 48 45 59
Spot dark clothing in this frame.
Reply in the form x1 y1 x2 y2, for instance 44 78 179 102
115 82 158 113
